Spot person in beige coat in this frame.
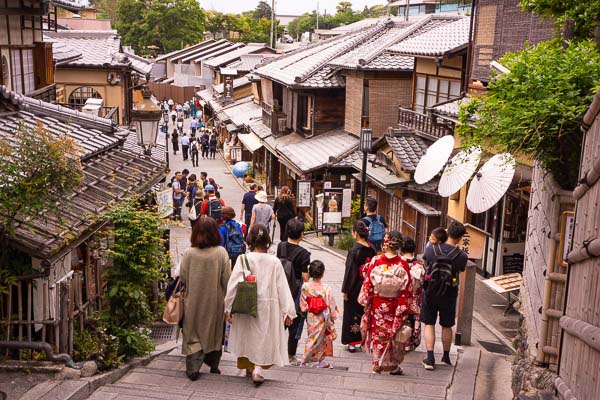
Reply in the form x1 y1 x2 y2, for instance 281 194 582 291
180 217 232 381
224 224 296 386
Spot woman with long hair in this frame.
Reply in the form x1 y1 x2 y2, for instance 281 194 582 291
359 231 414 375
224 224 296 386
341 220 376 353
273 186 295 242
179 217 231 381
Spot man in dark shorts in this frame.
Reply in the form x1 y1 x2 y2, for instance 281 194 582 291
240 183 258 236
420 221 468 371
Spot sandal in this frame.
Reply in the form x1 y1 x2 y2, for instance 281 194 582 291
316 361 333 369
252 367 265 387
390 367 404 376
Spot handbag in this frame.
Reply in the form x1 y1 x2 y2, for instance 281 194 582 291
162 278 184 325
394 325 413 343
230 254 258 317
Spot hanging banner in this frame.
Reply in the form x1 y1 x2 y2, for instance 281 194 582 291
157 188 174 219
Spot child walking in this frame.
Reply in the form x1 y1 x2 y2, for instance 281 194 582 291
300 260 339 368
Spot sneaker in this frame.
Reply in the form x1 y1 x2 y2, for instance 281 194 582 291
289 355 300 365
422 358 435 371
441 355 452 366
390 367 403 376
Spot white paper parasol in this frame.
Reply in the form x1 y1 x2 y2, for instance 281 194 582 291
466 153 516 214
414 135 455 184
438 147 482 197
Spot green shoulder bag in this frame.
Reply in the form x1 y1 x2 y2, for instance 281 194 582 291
230 254 258 317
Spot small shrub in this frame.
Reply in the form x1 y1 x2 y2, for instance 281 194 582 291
74 314 122 370
337 231 355 251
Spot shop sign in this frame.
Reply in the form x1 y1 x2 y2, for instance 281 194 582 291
342 188 352 217
223 75 234 100
559 211 575 266
297 180 311 208
323 189 343 233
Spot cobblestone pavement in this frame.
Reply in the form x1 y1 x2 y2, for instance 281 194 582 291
85 117 482 400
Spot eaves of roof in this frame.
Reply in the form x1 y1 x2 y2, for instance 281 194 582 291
170 39 230 63
155 39 217 62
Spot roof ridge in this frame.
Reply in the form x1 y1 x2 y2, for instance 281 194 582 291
0 86 116 133
294 21 392 84
358 15 433 67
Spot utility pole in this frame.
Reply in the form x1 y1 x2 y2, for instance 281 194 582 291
405 0 410 21
316 1 319 30
270 0 275 48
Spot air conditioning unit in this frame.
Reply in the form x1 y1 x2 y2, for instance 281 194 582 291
82 98 104 117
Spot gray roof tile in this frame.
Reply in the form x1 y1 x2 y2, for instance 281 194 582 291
386 134 432 171
204 44 271 69
45 30 130 68
387 17 470 57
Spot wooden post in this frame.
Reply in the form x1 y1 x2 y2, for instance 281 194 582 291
59 282 68 354
455 261 476 346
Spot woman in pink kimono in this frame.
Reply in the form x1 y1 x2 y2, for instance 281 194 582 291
300 260 339 368
359 231 414 375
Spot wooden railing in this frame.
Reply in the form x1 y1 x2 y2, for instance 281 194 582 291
261 101 288 136
27 84 57 103
398 107 450 140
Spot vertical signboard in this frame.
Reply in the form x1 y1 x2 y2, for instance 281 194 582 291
296 180 311 208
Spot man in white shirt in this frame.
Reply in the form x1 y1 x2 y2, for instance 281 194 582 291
180 134 190 161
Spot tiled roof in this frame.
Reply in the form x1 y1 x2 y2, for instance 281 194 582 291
328 22 415 70
387 16 470 57
0 88 165 259
185 42 244 63
277 129 359 173
45 30 130 68
124 50 153 75
363 53 414 70
228 54 279 72
254 24 387 88
386 134 432 172
204 44 270 69
172 40 232 63
50 0 83 11
212 76 251 95
155 39 217 62
404 177 440 194
430 97 470 119
48 39 82 64
220 97 261 128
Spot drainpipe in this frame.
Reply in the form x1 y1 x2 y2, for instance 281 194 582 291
0 341 78 369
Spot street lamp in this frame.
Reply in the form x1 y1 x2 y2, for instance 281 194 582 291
132 86 161 156
162 110 170 167
359 128 372 218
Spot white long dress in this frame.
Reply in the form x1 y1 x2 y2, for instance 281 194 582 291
224 252 297 366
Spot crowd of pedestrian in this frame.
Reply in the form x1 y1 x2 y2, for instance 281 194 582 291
166 171 469 386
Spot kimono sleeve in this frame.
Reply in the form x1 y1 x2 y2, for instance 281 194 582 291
326 286 339 321
299 284 308 313
224 255 245 312
357 269 374 308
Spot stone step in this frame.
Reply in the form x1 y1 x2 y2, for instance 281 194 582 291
156 353 455 383
99 358 450 399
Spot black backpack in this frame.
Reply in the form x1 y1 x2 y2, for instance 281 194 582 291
279 243 300 299
191 142 199 154
225 222 246 257
207 198 222 220
425 244 461 298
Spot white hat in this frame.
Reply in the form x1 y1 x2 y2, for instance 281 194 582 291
255 191 268 203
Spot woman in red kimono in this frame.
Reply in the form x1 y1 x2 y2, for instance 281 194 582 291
359 231 414 375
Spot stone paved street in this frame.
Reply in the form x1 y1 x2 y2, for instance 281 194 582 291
80 118 485 400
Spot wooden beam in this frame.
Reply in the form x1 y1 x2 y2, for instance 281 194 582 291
560 315 600 353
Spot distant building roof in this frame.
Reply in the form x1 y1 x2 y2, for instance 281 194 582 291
170 40 230 63
0 87 165 260
45 30 131 68
155 39 217 62
56 17 112 31
227 53 279 72
50 0 84 11
212 76 251 95
387 16 470 57
188 42 244 63
204 44 274 69
123 50 153 75
276 129 359 173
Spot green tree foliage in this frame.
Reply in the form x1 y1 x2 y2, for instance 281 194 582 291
253 0 272 21
0 123 83 295
101 199 169 358
520 0 600 41
458 39 600 189
114 0 205 55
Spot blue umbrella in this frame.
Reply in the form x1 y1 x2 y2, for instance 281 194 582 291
232 162 249 178
196 110 202 118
